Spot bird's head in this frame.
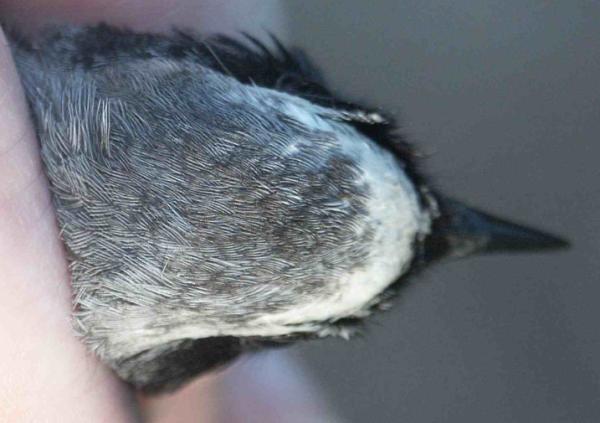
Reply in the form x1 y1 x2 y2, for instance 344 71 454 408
12 25 569 392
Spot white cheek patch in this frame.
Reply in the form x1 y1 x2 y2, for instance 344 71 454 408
249 104 430 333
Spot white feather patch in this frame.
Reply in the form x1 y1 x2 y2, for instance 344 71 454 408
248 103 430 332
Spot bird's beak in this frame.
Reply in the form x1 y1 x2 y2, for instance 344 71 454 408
423 197 570 262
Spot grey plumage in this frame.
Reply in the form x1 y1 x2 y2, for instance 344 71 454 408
7 25 567 392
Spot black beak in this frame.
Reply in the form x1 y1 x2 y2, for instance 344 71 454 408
423 197 570 262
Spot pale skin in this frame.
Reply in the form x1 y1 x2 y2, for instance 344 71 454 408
0 1 339 422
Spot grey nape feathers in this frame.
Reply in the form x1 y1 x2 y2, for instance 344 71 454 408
7 24 568 393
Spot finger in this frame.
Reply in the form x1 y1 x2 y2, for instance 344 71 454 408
137 374 223 423
202 352 345 423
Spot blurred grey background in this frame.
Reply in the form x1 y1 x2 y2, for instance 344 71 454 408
277 2 600 423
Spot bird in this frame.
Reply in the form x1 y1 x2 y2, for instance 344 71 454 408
7 24 568 393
